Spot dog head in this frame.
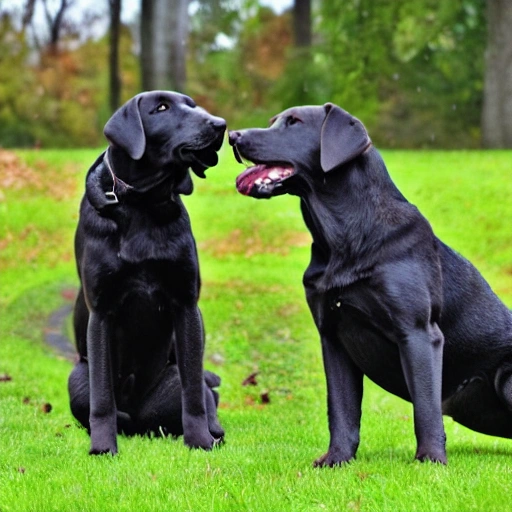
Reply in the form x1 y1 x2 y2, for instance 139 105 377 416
229 103 371 198
104 91 226 179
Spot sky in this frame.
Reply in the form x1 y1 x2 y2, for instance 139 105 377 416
7 0 294 26
5 0 292 49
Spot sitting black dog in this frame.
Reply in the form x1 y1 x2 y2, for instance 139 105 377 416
229 103 512 466
68 91 225 455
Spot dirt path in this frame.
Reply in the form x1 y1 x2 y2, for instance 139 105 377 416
44 303 76 362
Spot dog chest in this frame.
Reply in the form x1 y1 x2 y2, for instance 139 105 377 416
330 301 411 402
82 251 200 310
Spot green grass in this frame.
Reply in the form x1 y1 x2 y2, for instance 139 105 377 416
1 146 512 511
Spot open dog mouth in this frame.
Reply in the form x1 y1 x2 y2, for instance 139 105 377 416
233 146 295 197
235 164 294 197
189 147 219 177
183 132 225 178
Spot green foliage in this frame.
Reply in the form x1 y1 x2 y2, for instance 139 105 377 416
0 14 38 146
319 0 487 148
319 0 397 125
0 0 491 148
269 47 331 110
189 0 487 147
1 149 512 511
189 4 294 128
0 11 139 149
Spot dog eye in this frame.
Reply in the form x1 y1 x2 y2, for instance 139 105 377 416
156 104 169 112
287 116 302 126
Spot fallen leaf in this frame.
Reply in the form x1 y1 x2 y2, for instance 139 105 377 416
41 403 53 414
242 372 259 386
260 391 270 404
60 288 77 301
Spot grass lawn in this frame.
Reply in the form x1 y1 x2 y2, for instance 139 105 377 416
1 146 512 511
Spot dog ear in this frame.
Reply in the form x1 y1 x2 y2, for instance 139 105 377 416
320 103 371 173
104 95 146 160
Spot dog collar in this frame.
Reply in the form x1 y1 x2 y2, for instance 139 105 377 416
103 147 177 201
102 148 135 204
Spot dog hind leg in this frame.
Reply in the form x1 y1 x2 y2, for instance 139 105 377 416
204 371 224 440
68 359 90 431
442 370 512 438
68 360 136 434
134 365 224 439
134 364 183 436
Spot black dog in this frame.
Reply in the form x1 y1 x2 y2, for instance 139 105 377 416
229 103 512 466
68 91 226 455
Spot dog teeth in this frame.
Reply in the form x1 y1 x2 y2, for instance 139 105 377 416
255 177 272 186
253 167 293 189
270 167 293 179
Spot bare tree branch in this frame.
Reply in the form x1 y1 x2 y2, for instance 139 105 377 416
40 0 74 52
22 0 37 29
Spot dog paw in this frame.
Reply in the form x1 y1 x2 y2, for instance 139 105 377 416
209 424 225 441
313 450 354 468
415 449 447 465
184 431 217 450
89 421 118 455
204 370 221 388
89 444 118 456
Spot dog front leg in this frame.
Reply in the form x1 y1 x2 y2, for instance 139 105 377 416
174 304 215 450
399 324 446 464
314 336 364 467
87 312 118 455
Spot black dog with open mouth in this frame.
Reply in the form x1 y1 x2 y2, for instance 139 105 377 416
229 103 512 466
69 91 225 455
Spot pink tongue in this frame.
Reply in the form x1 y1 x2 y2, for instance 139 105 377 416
235 165 268 195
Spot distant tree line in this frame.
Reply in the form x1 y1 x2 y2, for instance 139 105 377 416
0 0 510 149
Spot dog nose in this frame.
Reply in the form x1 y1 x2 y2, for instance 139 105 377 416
228 131 241 146
209 116 227 132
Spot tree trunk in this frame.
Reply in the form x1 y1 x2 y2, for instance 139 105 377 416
293 0 311 48
109 0 122 113
290 0 312 103
140 0 188 92
481 0 512 148
140 0 154 91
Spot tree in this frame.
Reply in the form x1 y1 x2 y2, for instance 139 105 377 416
293 0 311 48
43 0 73 54
318 0 486 148
140 0 188 92
274 0 319 109
481 0 512 148
22 0 73 52
109 0 122 113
